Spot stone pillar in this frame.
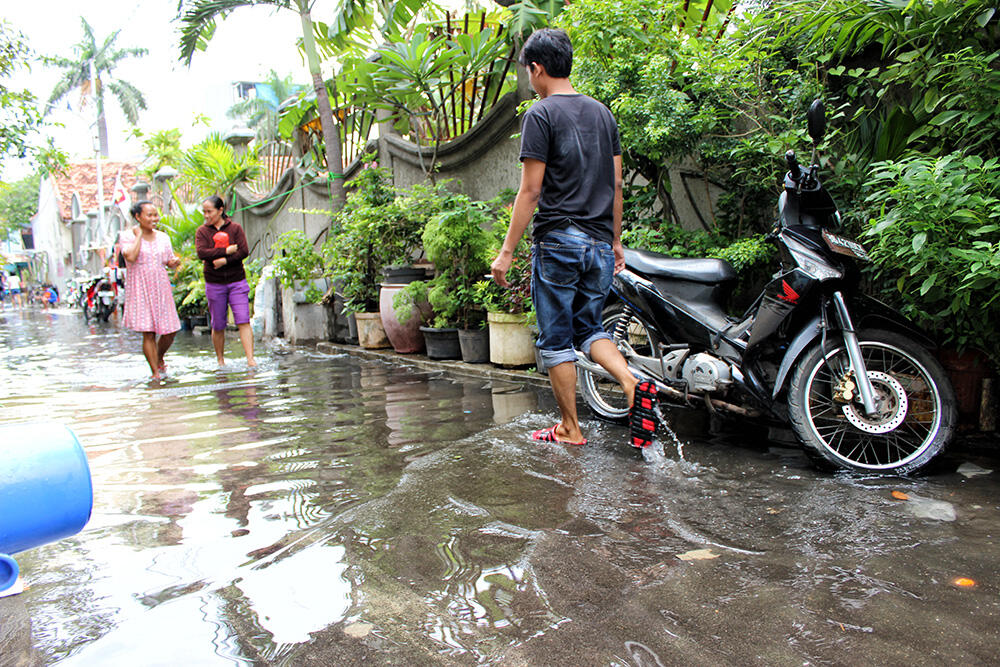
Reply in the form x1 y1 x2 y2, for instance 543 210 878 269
70 216 87 271
154 167 178 215
225 128 255 158
131 181 151 204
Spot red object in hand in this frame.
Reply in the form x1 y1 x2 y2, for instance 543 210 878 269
213 231 230 248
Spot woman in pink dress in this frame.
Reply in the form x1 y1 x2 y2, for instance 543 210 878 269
119 201 181 379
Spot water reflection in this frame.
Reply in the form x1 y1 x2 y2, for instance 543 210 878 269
3 309 1000 665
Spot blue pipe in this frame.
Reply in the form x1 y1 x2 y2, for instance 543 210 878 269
0 423 93 592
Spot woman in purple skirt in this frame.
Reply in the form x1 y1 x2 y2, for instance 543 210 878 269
195 195 256 367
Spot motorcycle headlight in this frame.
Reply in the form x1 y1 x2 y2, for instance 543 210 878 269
786 237 843 281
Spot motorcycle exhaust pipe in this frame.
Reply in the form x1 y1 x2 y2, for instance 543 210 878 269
575 353 759 418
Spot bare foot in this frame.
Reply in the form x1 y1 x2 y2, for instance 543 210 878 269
247 360 257 368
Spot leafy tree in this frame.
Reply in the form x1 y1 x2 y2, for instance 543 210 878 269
0 172 40 239
43 18 148 158
1 22 65 178
227 70 302 144
178 0 350 205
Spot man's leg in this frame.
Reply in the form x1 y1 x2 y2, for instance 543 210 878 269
532 232 588 443
548 361 585 443
588 338 638 406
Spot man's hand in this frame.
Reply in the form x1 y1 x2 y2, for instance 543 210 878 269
213 257 227 269
491 251 513 287
226 244 238 255
613 241 625 274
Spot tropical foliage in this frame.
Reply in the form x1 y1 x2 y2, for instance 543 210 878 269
43 18 148 157
179 133 262 202
321 161 429 314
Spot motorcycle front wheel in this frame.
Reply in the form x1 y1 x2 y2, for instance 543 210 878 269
787 329 956 474
578 303 659 423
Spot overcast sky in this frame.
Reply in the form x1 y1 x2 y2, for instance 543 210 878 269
4 0 331 179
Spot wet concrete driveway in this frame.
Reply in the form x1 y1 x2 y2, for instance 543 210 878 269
2 309 999 665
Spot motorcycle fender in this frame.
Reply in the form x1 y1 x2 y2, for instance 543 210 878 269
850 293 935 348
770 294 933 399
772 316 823 399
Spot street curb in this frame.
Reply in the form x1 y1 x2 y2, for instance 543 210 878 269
314 342 552 389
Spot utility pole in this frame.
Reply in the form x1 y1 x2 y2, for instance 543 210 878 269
89 59 106 245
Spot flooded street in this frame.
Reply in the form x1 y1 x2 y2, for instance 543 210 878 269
2 308 1000 665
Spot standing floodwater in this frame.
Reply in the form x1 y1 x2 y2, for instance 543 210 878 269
2 308 999 665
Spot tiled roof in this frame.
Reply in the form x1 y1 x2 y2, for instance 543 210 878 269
49 161 144 221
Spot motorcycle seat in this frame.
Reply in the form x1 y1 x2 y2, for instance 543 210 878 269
624 248 736 284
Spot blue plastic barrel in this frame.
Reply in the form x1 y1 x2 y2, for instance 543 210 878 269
0 423 93 591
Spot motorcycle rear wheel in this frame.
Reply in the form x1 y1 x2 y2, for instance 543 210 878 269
578 303 659 423
787 329 956 474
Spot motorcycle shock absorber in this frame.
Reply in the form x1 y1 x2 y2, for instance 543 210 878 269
614 305 635 341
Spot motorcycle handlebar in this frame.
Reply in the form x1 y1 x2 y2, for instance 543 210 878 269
785 150 801 180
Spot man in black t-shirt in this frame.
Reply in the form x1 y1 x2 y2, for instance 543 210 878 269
490 28 659 449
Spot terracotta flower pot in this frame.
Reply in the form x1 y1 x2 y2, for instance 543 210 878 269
487 312 535 367
354 311 391 349
379 283 425 354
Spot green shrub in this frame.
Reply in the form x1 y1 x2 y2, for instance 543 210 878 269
271 230 323 290
863 152 1000 363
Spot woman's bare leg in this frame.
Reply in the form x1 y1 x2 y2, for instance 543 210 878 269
142 332 160 378
157 332 176 371
237 323 256 367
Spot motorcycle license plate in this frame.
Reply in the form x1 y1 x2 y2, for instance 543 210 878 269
98 290 114 297
823 229 870 261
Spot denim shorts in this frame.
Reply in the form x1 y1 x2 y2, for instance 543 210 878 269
532 226 614 369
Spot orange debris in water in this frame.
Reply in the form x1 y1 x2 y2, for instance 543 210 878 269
954 578 976 587
891 490 910 500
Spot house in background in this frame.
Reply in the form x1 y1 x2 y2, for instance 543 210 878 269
31 161 144 294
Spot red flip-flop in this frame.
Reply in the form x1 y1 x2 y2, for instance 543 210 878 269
629 380 659 448
531 424 587 446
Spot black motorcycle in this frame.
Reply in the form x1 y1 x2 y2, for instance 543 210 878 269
577 100 956 474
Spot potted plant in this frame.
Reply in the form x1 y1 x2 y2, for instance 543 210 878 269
393 194 492 360
322 160 424 350
477 209 535 367
271 229 329 343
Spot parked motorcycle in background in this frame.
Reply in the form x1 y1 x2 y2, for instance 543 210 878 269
577 100 957 474
82 271 117 323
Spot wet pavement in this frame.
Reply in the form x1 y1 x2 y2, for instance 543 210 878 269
1 307 1000 665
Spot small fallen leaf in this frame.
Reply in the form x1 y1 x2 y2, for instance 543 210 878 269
891 490 910 500
344 622 374 638
953 577 976 588
677 548 720 561
766 507 781 515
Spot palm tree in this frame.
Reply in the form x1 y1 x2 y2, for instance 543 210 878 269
227 70 302 144
44 18 148 158
178 0 348 205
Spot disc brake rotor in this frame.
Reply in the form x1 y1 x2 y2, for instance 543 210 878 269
841 370 908 434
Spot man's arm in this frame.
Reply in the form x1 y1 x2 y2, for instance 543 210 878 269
491 158 546 287
612 154 625 274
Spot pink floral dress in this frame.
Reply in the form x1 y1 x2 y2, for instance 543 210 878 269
119 230 181 335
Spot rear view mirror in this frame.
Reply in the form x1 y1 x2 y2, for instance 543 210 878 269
807 99 826 142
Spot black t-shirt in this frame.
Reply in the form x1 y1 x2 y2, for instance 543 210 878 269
519 94 621 244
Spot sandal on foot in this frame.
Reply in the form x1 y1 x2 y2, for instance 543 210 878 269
629 380 660 448
531 425 587 446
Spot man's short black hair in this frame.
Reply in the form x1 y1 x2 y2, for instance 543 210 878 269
518 28 572 79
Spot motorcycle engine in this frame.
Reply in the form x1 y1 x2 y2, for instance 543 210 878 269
681 353 733 393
